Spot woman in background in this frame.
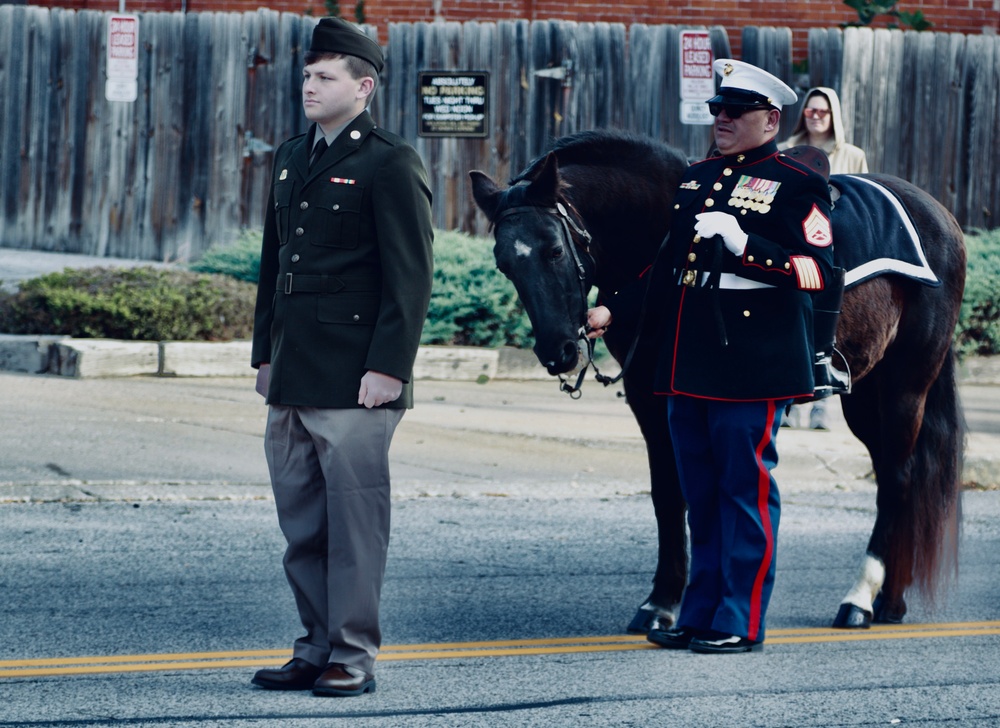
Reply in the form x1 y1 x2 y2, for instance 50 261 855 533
782 87 868 176
780 87 867 430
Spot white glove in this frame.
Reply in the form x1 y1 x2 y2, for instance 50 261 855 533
358 370 403 408
255 363 270 398
694 212 749 256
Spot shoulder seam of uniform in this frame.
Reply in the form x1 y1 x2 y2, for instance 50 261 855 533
371 127 403 145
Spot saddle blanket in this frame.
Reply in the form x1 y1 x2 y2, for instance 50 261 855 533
829 174 940 290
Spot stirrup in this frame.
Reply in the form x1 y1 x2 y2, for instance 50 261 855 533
813 351 851 400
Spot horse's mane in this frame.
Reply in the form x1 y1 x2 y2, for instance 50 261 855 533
510 129 688 185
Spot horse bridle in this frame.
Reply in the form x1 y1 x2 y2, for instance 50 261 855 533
492 199 609 397
493 199 593 296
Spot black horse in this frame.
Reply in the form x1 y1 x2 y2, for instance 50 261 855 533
470 129 966 631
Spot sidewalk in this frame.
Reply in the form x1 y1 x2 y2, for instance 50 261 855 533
1 372 998 504
1 248 998 496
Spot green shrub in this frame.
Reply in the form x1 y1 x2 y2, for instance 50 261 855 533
189 229 261 283
956 229 1000 357
422 228 532 347
3 224 997 354
0 267 256 341
189 228 533 348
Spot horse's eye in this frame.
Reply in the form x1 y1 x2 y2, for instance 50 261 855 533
546 246 565 262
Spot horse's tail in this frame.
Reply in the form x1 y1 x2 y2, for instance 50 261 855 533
886 344 964 604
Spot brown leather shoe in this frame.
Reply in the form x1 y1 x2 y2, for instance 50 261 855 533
251 658 325 690
311 663 376 697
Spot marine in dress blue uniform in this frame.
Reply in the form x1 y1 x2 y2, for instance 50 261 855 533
589 60 835 653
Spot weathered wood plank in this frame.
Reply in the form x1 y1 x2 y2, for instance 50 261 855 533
866 29 893 174
2 12 999 261
962 34 997 228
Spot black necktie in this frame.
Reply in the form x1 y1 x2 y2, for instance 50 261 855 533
310 138 328 168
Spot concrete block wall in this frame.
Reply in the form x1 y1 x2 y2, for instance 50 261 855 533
0 336 561 381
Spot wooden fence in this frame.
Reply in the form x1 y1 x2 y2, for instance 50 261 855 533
808 27 1000 231
396 20 733 235
0 7 998 262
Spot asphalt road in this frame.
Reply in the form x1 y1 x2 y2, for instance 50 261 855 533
1 374 999 726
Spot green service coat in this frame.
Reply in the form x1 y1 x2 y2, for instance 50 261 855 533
251 112 434 408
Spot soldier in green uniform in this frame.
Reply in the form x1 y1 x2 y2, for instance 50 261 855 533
250 17 433 697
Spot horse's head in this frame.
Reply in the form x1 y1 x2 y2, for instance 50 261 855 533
470 153 594 375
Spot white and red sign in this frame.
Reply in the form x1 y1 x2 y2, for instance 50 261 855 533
679 30 714 125
106 14 139 102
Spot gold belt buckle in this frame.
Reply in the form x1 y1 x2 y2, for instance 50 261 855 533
682 269 698 287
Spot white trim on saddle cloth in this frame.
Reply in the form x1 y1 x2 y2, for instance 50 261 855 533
840 176 939 288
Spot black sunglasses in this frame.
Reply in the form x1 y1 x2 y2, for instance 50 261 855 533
707 103 770 119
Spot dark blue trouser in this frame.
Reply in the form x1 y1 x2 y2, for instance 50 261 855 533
667 395 790 642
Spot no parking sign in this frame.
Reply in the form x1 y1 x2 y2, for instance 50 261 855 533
679 30 713 125
106 14 139 103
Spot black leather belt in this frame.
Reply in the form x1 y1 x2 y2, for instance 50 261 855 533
279 273 379 294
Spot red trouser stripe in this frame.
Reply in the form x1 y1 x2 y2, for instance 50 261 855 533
747 400 777 641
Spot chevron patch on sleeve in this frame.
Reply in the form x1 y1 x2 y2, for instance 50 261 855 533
802 204 832 247
790 256 823 290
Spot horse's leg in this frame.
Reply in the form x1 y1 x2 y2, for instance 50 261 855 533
835 347 963 628
835 374 891 627
622 365 686 633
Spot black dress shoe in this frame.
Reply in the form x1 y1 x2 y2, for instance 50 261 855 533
689 634 763 654
251 657 325 690
647 623 697 650
312 663 376 697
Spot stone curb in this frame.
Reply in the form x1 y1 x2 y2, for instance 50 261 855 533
0 334 1000 385
0 332 995 385
0 334 563 381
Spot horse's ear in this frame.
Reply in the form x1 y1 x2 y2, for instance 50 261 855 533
469 170 503 222
525 153 560 205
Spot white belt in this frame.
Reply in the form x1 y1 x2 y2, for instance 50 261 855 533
695 272 774 290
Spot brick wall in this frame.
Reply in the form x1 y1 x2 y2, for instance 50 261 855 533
30 0 1000 62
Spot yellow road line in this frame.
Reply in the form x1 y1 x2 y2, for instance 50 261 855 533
2 621 999 679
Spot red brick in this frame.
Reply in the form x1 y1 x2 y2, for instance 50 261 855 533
31 0 998 50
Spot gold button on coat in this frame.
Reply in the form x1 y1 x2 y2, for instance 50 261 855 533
300 201 309 210
743 310 751 317
295 227 304 236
